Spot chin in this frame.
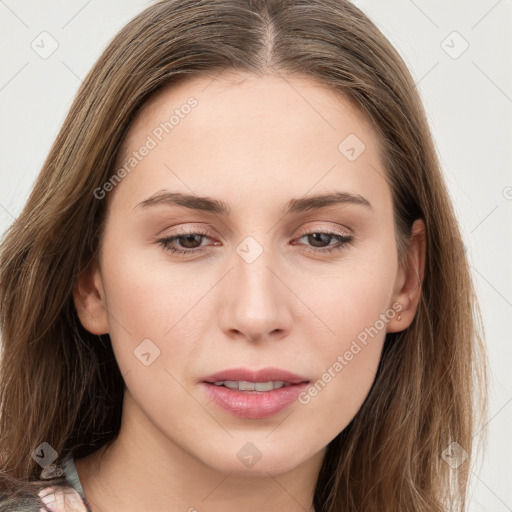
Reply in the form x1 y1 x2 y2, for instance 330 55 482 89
197 440 315 477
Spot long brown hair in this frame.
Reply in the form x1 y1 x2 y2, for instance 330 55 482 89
0 0 487 510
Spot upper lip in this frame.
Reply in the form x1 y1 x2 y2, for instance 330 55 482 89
202 366 310 384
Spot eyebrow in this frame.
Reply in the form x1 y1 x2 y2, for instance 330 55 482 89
134 190 372 215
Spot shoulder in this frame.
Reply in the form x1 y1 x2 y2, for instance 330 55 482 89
0 486 86 512
37 485 88 512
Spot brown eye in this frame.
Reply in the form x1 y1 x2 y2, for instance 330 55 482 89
174 233 205 249
157 228 215 255
294 230 353 254
307 232 334 247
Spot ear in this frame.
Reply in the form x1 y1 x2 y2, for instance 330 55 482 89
72 258 109 335
386 219 426 333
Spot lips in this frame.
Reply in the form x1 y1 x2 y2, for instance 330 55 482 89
200 366 311 419
201 366 310 385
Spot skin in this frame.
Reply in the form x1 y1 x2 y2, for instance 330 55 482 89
73 71 425 512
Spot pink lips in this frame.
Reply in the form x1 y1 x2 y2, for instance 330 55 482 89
201 366 310 419
202 366 309 385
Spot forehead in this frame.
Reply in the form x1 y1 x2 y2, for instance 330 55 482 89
110 71 390 216
120 70 379 159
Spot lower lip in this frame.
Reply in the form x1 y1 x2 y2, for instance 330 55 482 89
201 382 309 419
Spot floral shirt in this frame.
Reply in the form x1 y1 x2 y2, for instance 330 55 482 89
37 455 91 512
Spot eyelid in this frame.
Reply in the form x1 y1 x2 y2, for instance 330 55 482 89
295 224 352 238
158 224 218 239
159 222 352 242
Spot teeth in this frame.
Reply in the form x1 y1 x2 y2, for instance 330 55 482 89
238 381 255 391
255 381 278 391
213 380 287 391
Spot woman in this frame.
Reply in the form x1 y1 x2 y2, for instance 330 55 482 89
0 0 487 510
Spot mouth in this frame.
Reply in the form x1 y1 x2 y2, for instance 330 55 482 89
201 366 310 387
200 367 310 419
208 380 298 392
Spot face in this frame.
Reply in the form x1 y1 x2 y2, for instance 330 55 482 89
75 71 422 477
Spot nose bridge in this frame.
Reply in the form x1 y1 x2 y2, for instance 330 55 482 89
220 235 291 341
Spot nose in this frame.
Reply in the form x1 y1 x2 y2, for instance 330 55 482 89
218 246 293 343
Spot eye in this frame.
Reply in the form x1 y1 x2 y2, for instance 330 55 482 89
293 230 353 254
157 228 216 255
157 227 353 256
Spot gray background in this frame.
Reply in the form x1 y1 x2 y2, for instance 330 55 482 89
1 0 511 509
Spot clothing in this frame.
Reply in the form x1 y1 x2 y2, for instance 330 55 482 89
37 455 91 512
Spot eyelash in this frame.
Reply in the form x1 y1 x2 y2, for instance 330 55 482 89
157 227 353 256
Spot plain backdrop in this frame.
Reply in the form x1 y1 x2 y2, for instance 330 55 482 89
1 0 511 509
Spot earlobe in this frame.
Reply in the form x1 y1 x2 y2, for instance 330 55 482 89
72 259 110 335
387 219 426 333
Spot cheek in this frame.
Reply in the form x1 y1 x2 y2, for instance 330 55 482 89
299 339 384 445
100 237 199 332
97 252 205 432
297 292 388 443
98 240 224 387
97 241 168 359
296 247 396 435
305 244 396 342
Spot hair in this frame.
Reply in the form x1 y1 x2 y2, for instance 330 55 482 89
0 0 487 510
